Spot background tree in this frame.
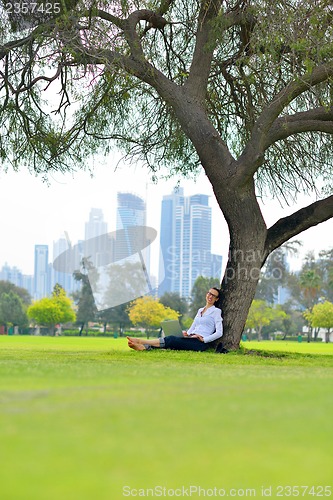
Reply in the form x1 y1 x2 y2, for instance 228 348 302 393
317 249 333 303
128 296 179 337
276 303 305 341
189 276 221 318
0 290 28 332
304 301 333 343
245 300 287 341
27 287 76 335
299 269 322 310
0 281 31 306
103 261 152 311
98 304 131 336
1 0 333 349
159 292 188 327
255 243 300 304
73 259 97 335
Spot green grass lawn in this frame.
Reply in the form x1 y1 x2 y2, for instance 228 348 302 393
0 336 332 499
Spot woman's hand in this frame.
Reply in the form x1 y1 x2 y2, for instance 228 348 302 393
189 334 204 342
182 331 189 337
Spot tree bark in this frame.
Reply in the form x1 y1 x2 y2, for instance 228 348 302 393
216 180 268 350
326 329 330 343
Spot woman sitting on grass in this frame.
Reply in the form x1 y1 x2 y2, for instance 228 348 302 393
127 287 223 352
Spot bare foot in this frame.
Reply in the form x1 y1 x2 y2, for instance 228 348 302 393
128 339 146 351
127 336 145 345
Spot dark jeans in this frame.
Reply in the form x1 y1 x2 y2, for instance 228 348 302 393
163 335 210 352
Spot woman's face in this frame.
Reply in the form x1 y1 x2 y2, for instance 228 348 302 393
206 289 219 305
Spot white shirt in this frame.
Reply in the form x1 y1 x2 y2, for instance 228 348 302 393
187 306 223 344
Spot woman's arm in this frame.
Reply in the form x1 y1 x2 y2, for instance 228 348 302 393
203 310 223 343
186 309 202 335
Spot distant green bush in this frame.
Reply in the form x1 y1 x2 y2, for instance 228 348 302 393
61 329 160 338
275 335 324 342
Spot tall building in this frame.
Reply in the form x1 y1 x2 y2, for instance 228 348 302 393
158 188 222 298
52 236 78 295
0 263 34 297
113 192 153 301
117 192 146 230
115 192 148 263
22 274 34 298
0 263 23 287
34 245 50 299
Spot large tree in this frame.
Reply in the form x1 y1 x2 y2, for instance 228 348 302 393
1 0 332 349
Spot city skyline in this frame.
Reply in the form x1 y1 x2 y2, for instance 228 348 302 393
0 186 222 299
159 188 222 297
0 158 332 279
0 187 223 303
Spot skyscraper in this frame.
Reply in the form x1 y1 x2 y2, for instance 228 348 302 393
159 188 222 298
0 263 33 297
114 192 153 297
117 192 146 230
52 236 78 295
34 245 50 299
116 192 147 262
0 263 23 288
84 208 108 267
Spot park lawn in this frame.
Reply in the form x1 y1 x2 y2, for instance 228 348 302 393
241 340 333 355
0 336 332 500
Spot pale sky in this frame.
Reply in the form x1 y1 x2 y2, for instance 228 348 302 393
0 152 332 278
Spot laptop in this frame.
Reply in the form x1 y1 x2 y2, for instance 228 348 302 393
160 319 183 337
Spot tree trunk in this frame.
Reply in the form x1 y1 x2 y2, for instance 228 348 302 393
326 329 330 343
258 326 263 341
314 327 319 340
216 181 267 351
307 326 312 343
79 323 84 336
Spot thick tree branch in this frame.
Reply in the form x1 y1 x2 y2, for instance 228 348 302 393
0 25 45 60
265 195 333 257
122 9 168 59
95 10 125 29
264 107 333 147
186 1 256 105
185 0 223 103
237 61 333 178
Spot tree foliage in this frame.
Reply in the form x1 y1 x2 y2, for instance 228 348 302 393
0 290 28 329
0 280 31 305
98 303 131 334
189 276 221 317
303 301 333 343
255 242 301 304
1 0 333 349
27 285 76 334
128 295 179 333
159 291 188 323
245 299 287 340
1 0 332 187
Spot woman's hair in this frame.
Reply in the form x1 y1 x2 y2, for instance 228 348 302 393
212 286 222 309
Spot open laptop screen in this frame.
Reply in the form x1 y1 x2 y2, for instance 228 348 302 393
160 320 183 337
